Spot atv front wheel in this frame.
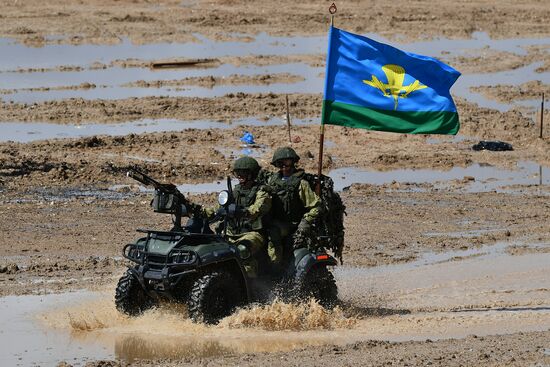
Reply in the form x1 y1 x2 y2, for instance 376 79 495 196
301 265 338 308
188 270 245 324
115 270 155 316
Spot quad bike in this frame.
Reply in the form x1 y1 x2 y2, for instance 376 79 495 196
115 168 338 324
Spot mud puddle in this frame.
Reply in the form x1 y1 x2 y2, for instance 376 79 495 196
0 292 348 365
332 161 549 192
0 63 314 91
457 62 550 112
0 117 315 143
2 63 322 104
1 32 545 71
110 179 238 196
0 33 327 71
336 241 550 312
426 134 473 145
31 187 133 203
1 33 548 111
115 160 549 196
10 160 547 200
0 291 107 366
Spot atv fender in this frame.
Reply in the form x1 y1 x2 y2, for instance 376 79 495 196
196 244 251 302
293 248 337 283
125 265 157 299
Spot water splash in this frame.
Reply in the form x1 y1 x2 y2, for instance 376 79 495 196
40 294 355 334
220 298 356 331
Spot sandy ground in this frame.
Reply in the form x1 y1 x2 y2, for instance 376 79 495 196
89 332 550 367
473 81 549 103
0 0 549 366
0 0 549 46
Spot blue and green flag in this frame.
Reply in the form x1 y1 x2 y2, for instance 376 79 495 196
322 26 461 135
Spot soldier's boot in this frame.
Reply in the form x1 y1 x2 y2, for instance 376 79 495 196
267 240 284 275
237 244 258 278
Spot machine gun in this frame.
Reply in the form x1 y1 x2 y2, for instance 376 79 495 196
127 167 200 232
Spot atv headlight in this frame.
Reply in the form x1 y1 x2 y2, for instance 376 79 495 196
218 190 230 206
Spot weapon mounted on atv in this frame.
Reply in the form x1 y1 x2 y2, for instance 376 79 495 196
127 167 201 232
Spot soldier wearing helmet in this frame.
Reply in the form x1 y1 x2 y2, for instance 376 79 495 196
202 156 272 277
266 147 321 265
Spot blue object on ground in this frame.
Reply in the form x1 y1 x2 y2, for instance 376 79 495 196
240 131 255 144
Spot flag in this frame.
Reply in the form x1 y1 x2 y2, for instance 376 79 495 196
322 26 461 135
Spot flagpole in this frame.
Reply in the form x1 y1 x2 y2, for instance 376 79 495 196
316 4 336 195
316 121 325 195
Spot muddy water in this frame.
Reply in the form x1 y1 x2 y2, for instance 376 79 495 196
3 63 323 104
0 117 315 143
1 32 548 111
2 293 349 365
109 161 549 196
454 62 550 112
0 63 314 90
0 31 545 71
336 241 550 310
0 33 327 71
331 161 550 192
0 291 107 366
2 241 549 365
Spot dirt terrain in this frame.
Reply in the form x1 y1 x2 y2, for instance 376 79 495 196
0 0 549 366
473 80 549 103
83 332 550 367
1 0 549 46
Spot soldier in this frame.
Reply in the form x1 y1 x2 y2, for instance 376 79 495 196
266 147 321 265
202 156 271 277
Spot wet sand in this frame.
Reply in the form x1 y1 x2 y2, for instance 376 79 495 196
0 0 549 366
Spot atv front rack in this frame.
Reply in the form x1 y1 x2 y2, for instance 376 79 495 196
123 243 198 266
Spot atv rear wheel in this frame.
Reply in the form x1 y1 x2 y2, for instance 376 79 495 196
115 269 155 316
188 270 245 324
301 265 338 308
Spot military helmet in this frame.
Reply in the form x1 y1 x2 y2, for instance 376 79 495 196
232 156 260 174
271 147 300 165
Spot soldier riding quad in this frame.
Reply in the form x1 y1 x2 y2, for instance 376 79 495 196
115 167 344 324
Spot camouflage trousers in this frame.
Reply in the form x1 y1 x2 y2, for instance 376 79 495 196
227 231 265 278
266 219 296 268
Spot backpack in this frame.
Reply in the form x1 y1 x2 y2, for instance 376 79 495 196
302 173 346 264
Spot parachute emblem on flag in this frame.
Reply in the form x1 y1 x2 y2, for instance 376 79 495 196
362 64 427 110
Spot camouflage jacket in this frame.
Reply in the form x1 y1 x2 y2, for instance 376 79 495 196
203 183 271 235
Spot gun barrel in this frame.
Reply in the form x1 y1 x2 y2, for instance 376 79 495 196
126 167 201 220
127 168 161 189
127 168 187 202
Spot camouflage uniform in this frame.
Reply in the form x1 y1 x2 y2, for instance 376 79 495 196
225 184 271 277
266 148 321 265
203 157 271 277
